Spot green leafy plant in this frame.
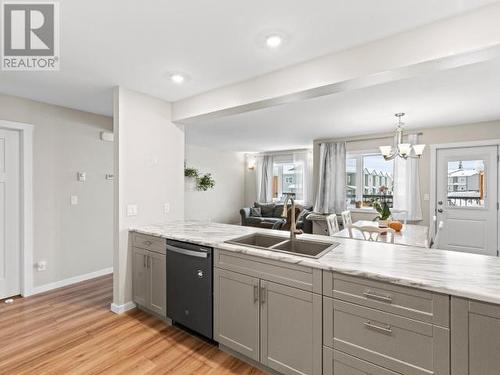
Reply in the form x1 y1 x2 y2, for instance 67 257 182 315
184 167 199 178
371 185 391 221
196 173 215 191
184 166 215 191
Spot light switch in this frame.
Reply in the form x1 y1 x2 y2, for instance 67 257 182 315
77 172 86 182
71 195 78 205
164 203 170 215
424 193 430 201
127 204 138 217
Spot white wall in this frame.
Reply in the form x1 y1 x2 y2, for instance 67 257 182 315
0 94 113 289
184 145 244 224
113 87 184 308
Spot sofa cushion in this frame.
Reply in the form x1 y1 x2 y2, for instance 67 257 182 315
254 202 275 217
250 207 262 217
245 217 264 225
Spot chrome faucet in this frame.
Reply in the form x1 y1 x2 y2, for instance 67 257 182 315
281 193 303 240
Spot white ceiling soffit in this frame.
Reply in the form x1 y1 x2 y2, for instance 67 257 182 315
0 0 499 116
184 57 500 152
173 2 500 123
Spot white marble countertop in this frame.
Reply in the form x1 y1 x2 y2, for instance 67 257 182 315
131 220 500 305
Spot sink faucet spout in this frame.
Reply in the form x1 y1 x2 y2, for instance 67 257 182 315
281 193 303 240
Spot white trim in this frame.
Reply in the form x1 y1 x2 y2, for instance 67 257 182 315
0 120 34 297
429 139 500 244
111 301 136 314
32 267 113 295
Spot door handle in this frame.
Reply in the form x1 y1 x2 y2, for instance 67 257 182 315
143 254 146 268
147 255 151 269
437 208 443 213
260 286 266 304
166 244 208 258
253 285 259 304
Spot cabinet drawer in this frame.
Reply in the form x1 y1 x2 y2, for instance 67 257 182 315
215 249 322 293
324 272 449 327
132 233 166 254
324 298 449 375
323 346 401 375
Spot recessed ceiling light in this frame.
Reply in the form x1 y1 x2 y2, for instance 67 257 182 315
266 35 283 48
170 73 186 84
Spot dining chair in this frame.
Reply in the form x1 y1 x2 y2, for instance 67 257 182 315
348 224 396 244
325 214 340 236
429 220 444 249
341 210 352 227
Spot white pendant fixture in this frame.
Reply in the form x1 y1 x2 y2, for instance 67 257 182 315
379 113 425 161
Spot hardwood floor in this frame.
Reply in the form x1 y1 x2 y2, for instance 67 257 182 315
0 275 266 374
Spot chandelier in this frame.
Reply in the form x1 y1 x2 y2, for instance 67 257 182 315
379 113 425 161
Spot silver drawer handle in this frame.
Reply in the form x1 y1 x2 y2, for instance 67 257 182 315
364 321 392 335
253 285 259 304
363 290 393 303
144 240 153 246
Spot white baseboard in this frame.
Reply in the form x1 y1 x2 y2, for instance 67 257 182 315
111 301 136 314
32 267 113 295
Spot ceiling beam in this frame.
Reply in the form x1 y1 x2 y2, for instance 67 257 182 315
172 3 500 124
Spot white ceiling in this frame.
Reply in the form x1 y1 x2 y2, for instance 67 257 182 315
0 0 497 116
185 57 500 152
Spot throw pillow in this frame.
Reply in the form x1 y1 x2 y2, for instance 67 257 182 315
254 202 275 217
250 207 262 217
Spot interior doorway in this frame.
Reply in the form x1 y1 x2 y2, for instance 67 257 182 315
0 128 20 299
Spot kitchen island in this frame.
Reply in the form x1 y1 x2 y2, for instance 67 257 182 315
130 221 500 375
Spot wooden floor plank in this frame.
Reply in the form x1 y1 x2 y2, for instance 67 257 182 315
0 274 267 374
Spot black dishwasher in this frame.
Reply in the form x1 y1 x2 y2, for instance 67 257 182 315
166 239 213 339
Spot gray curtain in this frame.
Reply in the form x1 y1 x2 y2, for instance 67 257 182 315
256 155 274 202
314 142 346 214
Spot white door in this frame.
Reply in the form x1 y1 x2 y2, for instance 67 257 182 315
436 145 498 256
0 129 20 299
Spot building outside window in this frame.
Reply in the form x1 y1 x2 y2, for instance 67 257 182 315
346 152 394 209
272 162 304 202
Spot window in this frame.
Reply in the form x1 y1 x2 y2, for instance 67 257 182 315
447 160 485 207
346 153 394 209
272 162 304 201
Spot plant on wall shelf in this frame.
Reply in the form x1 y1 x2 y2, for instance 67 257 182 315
184 167 199 178
184 166 215 191
196 173 215 191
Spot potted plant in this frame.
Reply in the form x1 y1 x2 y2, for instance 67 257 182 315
371 186 391 228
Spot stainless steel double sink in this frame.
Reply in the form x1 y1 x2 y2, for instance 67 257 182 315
225 233 339 259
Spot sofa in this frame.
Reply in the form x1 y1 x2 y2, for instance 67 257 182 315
240 202 313 234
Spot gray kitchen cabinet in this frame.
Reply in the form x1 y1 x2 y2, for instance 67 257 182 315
214 268 260 361
132 247 149 307
214 249 322 375
148 251 167 317
132 234 167 319
451 298 500 375
260 280 322 375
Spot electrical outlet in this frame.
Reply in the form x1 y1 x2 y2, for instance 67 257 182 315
164 203 170 215
36 261 47 272
70 195 78 205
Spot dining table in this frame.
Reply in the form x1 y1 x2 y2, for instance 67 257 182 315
333 220 429 248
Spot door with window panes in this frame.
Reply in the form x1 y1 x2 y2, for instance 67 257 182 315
435 146 498 255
